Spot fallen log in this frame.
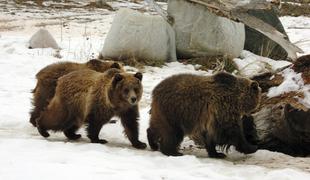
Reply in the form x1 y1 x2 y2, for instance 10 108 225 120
249 102 310 157
248 54 310 156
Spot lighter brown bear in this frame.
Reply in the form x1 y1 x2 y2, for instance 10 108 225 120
36 68 146 149
147 72 261 158
30 59 123 127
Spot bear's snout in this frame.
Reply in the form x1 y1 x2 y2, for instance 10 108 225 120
131 97 137 104
127 89 138 105
129 96 137 105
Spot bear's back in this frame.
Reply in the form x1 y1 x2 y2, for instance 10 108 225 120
36 62 83 81
56 70 104 106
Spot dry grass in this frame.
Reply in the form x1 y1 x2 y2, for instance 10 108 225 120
85 1 114 11
179 55 237 73
13 0 114 10
280 1 310 16
0 25 22 31
98 55 166 69
0 19 23 31
15 0 43 6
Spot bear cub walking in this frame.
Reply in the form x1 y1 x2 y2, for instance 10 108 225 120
147 72 261 158
30 59 122 127
36 68 146 149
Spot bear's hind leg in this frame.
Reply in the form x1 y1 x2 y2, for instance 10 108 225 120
159 121 184 156
30 83 55 127
30 85 46 127
36 96 67 138
204 133 226 158
37 124 50 137
64 125 81 140
147 127 159 150
36 112 51 138
30 107 41 127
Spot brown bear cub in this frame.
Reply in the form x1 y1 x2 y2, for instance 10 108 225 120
147 72 261 158
30 59 123 127
36 68 146 149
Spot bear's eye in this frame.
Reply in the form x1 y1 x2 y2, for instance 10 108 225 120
134 88 139 93
124 88 129 94
250 82 259 91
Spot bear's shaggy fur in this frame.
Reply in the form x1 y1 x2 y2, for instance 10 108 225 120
30 59 123 127
147 72 261 158
36 68 146 149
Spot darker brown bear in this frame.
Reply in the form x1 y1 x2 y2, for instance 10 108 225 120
36 68 146 149
30 59 123 127
147 72 261 158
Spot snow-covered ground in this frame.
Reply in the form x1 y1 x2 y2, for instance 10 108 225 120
0 1 310 179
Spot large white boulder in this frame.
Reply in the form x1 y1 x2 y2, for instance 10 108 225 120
29 28 60 49
100 8 177 62
167 0 245 59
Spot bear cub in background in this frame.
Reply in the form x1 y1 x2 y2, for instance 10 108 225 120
30 59 123 127
36 68 146 149
147 72 261 158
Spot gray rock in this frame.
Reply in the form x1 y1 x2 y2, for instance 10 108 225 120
101 8 176 62
167 0 245 59
29 28 60 49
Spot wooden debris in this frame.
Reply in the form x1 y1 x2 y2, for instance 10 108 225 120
292 54 310 84
250 54 310 156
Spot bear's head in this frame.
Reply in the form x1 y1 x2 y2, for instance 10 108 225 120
237 77 261 114
110 71 143 108
86 59 124 73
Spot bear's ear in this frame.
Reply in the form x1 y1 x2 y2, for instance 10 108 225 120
88 59 102 66
112 73 123 87
213 72 236 85
250 81 259 92
110 62 121 69
134 72 143 81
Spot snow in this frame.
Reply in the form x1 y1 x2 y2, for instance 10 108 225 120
0 1 310 179
267 68 303 97
266 67 310 108
233 50 292 78
280 16 310 56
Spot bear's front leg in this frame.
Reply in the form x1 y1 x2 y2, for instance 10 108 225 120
242 115 258 145
120 106 146 149
86 110 109 144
